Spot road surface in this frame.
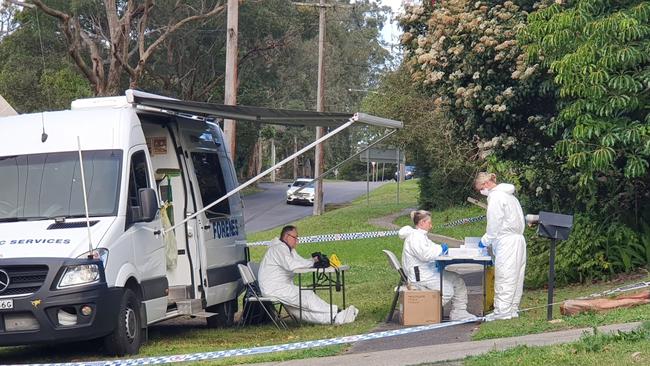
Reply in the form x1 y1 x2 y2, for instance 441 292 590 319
243 181 388 233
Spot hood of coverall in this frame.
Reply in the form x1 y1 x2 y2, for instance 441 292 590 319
398 225 415 240
491 183 516 195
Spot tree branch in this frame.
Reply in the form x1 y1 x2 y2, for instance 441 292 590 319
138 2 226 70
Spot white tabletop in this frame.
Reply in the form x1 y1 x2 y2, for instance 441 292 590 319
434 256 492 262
293 265 350 274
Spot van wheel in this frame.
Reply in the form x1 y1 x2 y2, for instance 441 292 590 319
206 299 237 328
104 288 143 356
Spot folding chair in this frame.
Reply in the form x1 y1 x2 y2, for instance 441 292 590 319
382 249 408 322
237 263 292 329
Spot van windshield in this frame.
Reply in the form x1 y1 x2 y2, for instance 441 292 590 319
0 150 122 220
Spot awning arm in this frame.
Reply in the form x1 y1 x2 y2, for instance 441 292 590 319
292 129 398 195
165 118 356 233
353 113 403 129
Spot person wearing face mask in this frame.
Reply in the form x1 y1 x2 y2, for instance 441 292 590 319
399 210 475 320
474 172 526 321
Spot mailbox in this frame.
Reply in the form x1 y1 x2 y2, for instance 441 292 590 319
535 211 573 320
538 211 573 241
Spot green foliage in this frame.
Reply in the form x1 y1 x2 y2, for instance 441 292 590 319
0 5 90 112
523 0 650 218
525 214 642 288
363 67 478 210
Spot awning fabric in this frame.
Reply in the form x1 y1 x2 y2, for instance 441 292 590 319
127 90 402 129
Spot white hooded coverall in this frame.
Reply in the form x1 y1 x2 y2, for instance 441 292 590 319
258 238 340 324
399 226 470 320
481 183 527 320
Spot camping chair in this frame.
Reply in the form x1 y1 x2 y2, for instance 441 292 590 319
237 263 293 329
382 249 409 322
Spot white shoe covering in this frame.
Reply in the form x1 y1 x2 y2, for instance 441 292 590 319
334 305 359 325
483 311 517 322
449 309 477 321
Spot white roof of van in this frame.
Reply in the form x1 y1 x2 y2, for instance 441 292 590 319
0 108 128 156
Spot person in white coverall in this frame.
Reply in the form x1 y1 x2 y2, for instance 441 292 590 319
474 172 527 321
258 225 358 325
399 210 475 321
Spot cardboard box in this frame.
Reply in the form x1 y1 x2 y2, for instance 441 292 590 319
398 289 441 325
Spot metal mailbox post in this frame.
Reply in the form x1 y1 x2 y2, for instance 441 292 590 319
537 211 574 320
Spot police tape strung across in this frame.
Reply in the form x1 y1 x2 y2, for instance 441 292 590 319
439 215 485 228
15 318 481 366
246 215 485 247
247 230 399 246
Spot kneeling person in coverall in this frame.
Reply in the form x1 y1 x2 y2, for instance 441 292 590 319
399 210 475 321
258 225 358 325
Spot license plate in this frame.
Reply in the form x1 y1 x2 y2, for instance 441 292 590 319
0 299 13 310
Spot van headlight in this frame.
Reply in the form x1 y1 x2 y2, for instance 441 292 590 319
58 264 101 288
77 248 109 267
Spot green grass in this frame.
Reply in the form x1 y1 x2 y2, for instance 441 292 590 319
3 179 648 365
465 322 650 366
393 204 486 241
473 271 650 341
0 180 421 365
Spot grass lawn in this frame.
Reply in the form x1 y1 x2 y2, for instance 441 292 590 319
3 179 649 365
465 321 650 366
473 271 650 341
0 180 421 364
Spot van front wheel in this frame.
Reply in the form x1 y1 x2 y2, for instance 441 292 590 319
104 288 143 356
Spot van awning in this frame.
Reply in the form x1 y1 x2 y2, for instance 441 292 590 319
126 89 402 129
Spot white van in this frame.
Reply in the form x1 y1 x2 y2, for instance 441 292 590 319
0 90 402 356
0 91 246 355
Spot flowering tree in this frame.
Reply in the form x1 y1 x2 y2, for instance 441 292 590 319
398 0 563 210
399 0 554 155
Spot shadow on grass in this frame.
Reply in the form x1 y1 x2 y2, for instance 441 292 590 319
0 338 108 363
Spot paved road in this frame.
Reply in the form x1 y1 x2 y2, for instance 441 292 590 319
243 181 388 233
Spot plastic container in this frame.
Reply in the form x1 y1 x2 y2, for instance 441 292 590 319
464 237 481 248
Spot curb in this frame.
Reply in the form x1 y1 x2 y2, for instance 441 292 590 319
251 322 643 366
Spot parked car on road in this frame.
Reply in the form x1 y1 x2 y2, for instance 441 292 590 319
394 165 416 181
286 178 315 205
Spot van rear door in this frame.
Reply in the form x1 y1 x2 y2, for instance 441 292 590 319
178 120 245 307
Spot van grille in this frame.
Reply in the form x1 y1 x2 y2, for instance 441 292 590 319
0 265 48 297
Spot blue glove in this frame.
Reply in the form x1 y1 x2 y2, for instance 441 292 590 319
478 241 486 248
441 243 449 255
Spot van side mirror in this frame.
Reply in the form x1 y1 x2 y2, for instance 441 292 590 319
138 188 159 222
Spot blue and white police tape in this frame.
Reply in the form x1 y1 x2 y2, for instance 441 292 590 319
439 215 485 228
17 318 482 366
247 230 399 247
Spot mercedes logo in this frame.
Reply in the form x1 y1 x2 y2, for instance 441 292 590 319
0 270 10 294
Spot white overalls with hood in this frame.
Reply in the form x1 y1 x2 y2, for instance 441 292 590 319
399 226 473 320
258 238 357 324
481 183 527 320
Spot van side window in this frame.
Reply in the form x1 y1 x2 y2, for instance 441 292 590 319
191 152 230 218
126 150 150 225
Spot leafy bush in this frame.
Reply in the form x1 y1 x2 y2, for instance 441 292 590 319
525 214 641 288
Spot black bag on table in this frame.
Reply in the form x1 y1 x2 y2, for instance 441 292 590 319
311 252 330 268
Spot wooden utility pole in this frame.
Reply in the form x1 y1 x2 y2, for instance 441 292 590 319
224 0 239 159
313 0 326 216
